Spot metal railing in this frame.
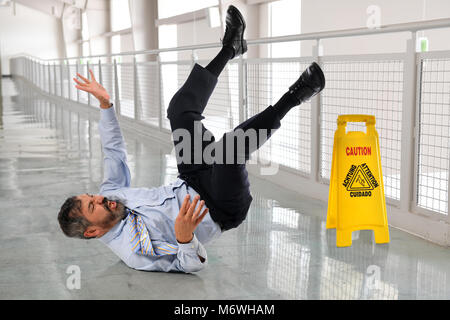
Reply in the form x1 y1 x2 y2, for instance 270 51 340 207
9 18 450 244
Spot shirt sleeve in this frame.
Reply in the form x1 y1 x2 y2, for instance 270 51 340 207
125 234 208 273
98 106 131 193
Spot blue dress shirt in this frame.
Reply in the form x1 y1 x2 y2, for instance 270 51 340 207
97 106 222 273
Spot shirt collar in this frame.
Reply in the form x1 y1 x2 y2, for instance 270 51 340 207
97 212 129 243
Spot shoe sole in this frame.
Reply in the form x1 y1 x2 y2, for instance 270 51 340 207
311 62 326 91
228 5 246 31
242 40 248 55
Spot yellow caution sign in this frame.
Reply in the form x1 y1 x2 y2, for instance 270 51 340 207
326 115 389 247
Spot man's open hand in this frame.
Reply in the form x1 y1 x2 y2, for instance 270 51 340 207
73 69 111 109
175 195 209 243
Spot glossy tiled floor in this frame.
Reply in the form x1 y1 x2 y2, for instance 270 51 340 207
1 78 449 300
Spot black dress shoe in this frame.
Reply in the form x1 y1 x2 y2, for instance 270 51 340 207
222 5 247 59
289 62 326 104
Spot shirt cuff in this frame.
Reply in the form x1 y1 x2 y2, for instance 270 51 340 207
177 233 200 251
177 234 207 261
100 105 116 122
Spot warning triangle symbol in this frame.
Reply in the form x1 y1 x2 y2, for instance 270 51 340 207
347 166 374 191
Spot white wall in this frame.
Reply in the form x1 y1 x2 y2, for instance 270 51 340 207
0 3 64 75
177 18 222 61
301 0 450 56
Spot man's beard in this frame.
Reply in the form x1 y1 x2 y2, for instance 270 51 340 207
99 197 126 228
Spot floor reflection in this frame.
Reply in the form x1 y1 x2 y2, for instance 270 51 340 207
1 77 449 300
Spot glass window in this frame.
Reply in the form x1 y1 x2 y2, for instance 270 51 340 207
158 24 177 113
111 0 132 31
158 0 218 19
82 41 90 57
158 24 177 60
269 0 301 58
111 34 121 54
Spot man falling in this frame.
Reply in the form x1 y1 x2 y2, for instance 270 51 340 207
58 5 325 272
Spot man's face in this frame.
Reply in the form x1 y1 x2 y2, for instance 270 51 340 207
76 194 125 238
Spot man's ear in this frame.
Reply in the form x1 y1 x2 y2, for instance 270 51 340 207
84 226 102 239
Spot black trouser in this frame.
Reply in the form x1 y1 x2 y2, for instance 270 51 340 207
167 64 281 231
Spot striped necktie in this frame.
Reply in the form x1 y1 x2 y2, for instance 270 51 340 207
127 208 178 256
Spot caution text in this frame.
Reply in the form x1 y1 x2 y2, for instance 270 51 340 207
346 146 371 156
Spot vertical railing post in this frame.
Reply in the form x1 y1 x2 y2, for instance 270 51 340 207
60 60 64 98
38 61 41 89
400 32 419 213
25 58 28 80
76 60 80 102
47 62 51 93
39 61 42 87
87 61 91 106
448 149 450 220
310 40 321 182
46 62 52 94
37 60 40 87
98 59 103 85
53 62 58 96
448 141 450 219
44 62 47 91
113 58 121 117
97 59 103 109
67 60 71 101
38 62 42 89
30 59 32 83
41 62 44 90
48 62 51 94
36 60 39 86
34 60 37 86
36 60 39 87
